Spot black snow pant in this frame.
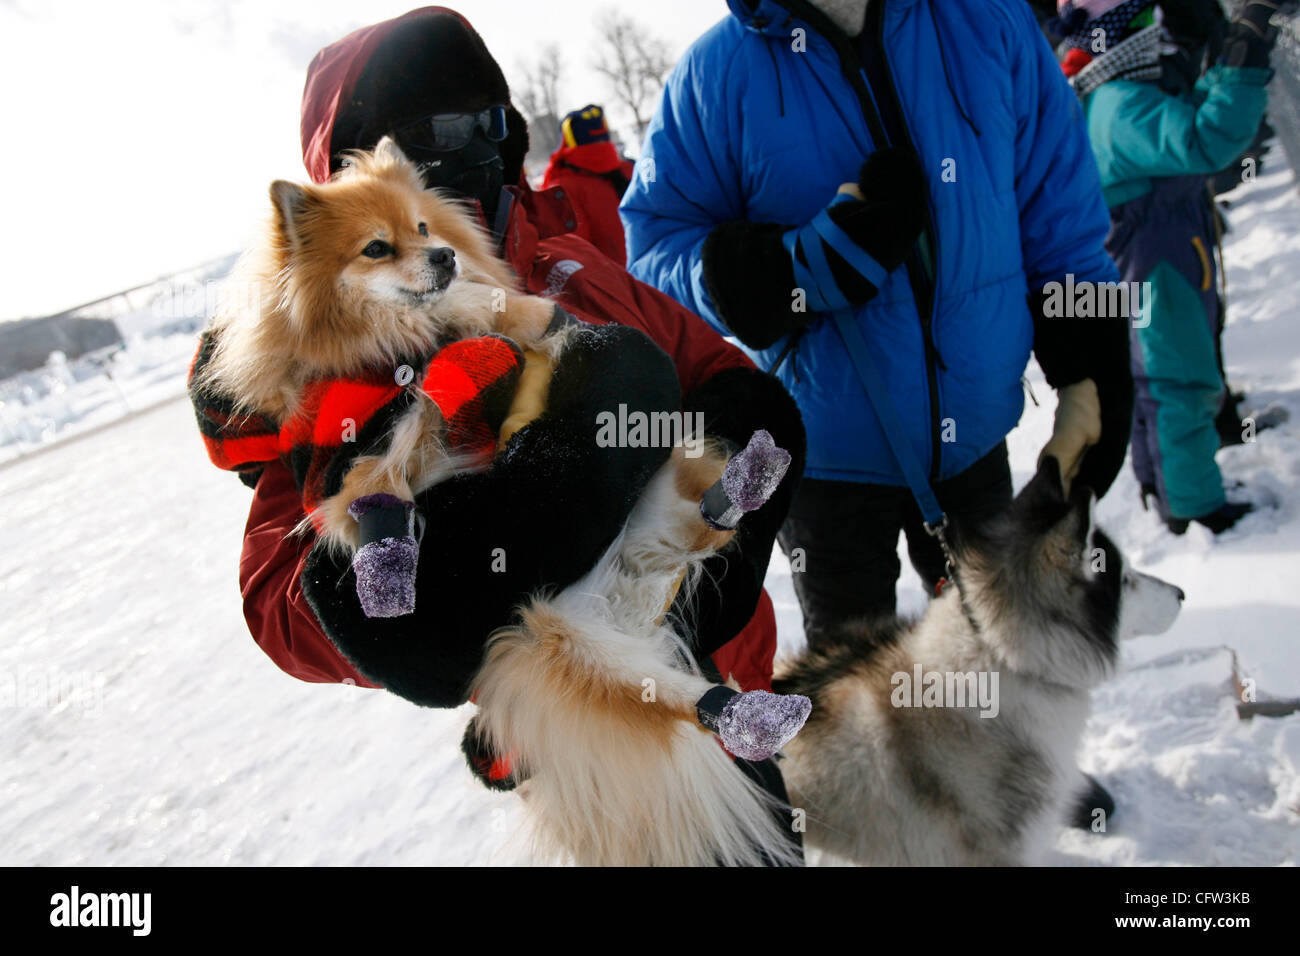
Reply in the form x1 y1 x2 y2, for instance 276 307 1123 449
777 441 1013 650
734 756 803 866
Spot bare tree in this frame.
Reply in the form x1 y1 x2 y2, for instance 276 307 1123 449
514 44 565 174
514 43 564 126
591 10 675 139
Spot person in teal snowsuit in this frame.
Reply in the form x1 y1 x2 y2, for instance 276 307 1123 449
1062 0 1286 533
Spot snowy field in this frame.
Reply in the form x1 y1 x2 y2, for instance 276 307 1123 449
1 163 1298 866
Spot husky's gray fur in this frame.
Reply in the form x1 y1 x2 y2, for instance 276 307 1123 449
775 458 1184 865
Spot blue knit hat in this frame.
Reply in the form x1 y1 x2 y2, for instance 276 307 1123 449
560 105 612 148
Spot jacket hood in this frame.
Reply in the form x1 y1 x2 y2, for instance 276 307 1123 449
725 0 919 38
300 5 528 185
546 140 625 175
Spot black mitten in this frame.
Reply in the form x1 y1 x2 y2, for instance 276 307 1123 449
783 146 927 313
1161 0 1225 49
1029 288 1133 498
700 146 926 351
670 367 805 657
701 219 803 350
822 146 929 297
461 715 521 791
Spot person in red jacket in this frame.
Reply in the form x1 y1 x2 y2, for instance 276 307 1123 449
540 104 637 265
236 6 804 826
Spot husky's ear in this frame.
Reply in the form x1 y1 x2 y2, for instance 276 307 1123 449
270 180 312 249
1020 455 1066 506
1012 454 1074 536
1063 487 1098 557
1068 479 1097 541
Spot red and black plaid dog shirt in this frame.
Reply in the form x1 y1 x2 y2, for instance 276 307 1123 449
189 331 527 530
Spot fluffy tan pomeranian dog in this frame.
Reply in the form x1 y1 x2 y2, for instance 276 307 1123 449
190 138 811 865
192 137 559 583
198 135 555 418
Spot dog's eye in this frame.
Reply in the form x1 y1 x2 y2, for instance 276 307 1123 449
362 240 393 259
417 222 429 237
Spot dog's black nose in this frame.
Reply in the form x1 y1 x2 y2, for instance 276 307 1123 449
1175 586 1186 602
426 246 455 269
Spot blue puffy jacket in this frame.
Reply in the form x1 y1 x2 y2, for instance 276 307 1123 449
622 0 1120 485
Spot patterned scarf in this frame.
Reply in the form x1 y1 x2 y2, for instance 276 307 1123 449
1069 22 1165 98
1053 0 1158 52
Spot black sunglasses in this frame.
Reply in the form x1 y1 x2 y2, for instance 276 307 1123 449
393 105 509 154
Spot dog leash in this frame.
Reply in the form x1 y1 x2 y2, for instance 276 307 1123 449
831 312 980 632
830 313 956 561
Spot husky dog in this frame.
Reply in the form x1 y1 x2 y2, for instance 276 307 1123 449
774 457 1184 866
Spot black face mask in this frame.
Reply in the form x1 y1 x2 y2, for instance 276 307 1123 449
402 129 506 225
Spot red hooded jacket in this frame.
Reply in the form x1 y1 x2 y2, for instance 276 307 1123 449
238 7 780 697
541 140 636 266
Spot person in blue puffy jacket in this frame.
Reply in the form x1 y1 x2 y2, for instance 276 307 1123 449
1057 0 1288 534
621 0 1135 638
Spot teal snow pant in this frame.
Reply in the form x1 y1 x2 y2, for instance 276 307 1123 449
1107 175 1226 521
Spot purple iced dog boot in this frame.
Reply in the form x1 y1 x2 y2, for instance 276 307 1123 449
696 686 812 761
701 430 792 530
347 493 420 618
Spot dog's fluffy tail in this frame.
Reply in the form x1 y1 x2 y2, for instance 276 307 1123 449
473 542 799 867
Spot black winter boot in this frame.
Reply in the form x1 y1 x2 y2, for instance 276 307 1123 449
1167 500 1254 535
1070 774 1116 831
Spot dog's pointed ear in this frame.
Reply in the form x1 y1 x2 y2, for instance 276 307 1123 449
1012 454 1073 534
373 136 426 191
270 181 311 248
374 135 410 167
1023 455 1066 507
1068 478 1097 540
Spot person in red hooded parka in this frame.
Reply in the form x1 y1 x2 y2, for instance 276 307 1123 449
237 6 805 822
540 104 637 265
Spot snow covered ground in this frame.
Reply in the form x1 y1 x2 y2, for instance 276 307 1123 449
1 163 1298 866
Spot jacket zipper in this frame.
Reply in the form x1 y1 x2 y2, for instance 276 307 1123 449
860 0 944 483
772 0 944 482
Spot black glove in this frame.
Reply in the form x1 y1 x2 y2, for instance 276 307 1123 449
1028 286 1134 498
1161 0 1226 47
670 367 805 657
301 323 681 708
1220 1 1294 68
700 146 927 350
461 715 521 791
1159 0 1227 90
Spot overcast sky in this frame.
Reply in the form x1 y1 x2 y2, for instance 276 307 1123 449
0 0 728 320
